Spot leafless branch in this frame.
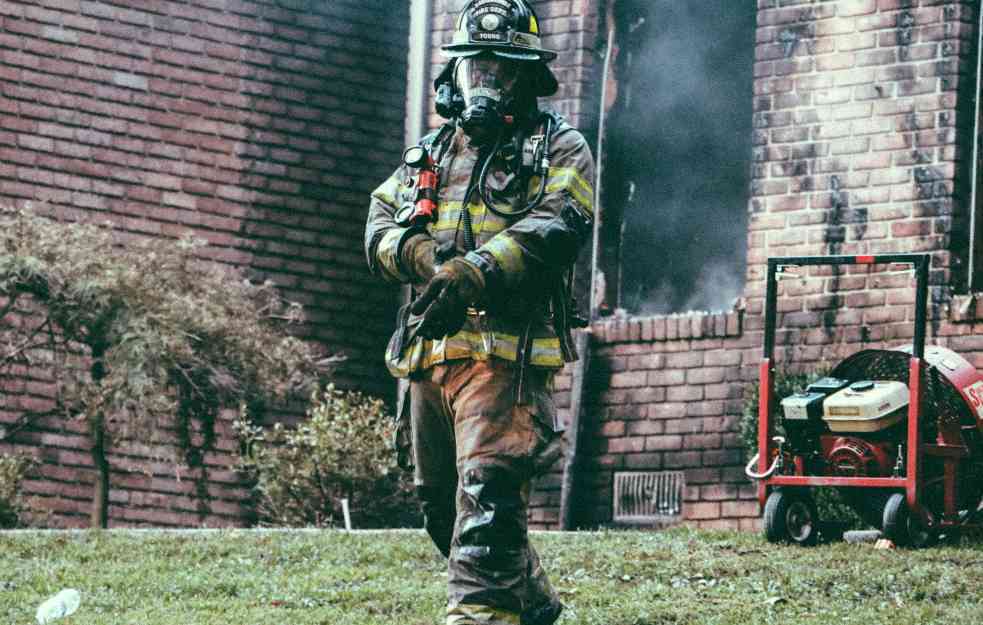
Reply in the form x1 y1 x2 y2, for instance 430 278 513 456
1 317 54 367
0 403 74 442
0 293 20 321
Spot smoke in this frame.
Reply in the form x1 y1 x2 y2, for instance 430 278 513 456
636 260 746 317
604 1 755 314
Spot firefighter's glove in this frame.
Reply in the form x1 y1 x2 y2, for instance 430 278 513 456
400 234 438 284
412 257 485 339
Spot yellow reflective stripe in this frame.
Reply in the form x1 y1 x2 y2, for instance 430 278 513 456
530 338 563 367
546 167 594 214
431 201 510 236
448 604 520 625
550 167 594 202
432 204 465 232
483 234 526 281
386 337 425 378
444 331 505 361
376 228 409 282
386 332 562 377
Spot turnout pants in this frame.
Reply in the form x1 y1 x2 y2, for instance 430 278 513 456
410 358 563 625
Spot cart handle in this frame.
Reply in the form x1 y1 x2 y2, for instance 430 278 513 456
763 254 931 362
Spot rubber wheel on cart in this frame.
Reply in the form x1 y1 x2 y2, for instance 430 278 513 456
764 489 819 546
882 493 936 548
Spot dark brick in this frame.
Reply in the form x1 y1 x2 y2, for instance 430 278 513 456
0 0 411 529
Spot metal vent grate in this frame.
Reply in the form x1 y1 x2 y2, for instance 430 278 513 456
613 471 685 525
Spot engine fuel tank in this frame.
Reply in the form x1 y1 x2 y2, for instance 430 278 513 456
823 381 909 433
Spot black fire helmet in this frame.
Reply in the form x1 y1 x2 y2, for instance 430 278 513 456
436 0 559 97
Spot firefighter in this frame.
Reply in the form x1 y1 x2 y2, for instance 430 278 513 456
364 1 595 623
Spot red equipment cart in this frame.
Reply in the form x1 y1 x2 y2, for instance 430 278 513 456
753 253 983 546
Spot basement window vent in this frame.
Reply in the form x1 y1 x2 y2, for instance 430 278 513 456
613 471 685 525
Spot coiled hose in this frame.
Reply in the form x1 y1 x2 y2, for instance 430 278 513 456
744 451 782 481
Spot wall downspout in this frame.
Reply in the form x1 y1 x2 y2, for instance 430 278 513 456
561 6 617 531
406 0 433 147
967 3 983 289
397 0 433 412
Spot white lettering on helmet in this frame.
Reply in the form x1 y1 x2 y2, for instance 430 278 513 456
473 1 510 17
474 6 509 18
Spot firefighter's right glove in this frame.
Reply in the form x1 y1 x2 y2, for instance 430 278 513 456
411 257 485 339
400 234 438 285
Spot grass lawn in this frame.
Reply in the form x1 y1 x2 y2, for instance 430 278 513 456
1 527 982 624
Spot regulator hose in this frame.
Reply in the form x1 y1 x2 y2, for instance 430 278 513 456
744 452 782 481
479 113 554 218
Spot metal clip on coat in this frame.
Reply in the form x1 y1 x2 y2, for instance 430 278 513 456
396 145 439 227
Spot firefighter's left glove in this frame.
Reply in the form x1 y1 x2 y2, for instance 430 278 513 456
400 234 438 284
412 257 485 339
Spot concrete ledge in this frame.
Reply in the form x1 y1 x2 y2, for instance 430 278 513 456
949 294 983 324
591 310 744 344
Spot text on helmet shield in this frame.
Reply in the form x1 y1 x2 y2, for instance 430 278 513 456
474 0 510 14
474 32 507 42
475 7 509 18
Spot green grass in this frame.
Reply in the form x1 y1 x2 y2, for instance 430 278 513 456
1 528 982 624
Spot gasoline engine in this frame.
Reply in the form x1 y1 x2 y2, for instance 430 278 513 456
779 376 906 481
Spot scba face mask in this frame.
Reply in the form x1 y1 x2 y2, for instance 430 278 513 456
454 56 521 144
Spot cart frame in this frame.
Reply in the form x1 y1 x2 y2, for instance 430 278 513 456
758 254 931 523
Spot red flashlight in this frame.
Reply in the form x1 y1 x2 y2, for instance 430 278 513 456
396 146 439 226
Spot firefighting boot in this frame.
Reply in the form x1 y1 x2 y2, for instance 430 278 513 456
520 598 563 625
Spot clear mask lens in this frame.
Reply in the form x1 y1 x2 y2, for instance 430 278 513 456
455 56 519 103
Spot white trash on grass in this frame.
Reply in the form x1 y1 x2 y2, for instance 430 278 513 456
35 589 80 624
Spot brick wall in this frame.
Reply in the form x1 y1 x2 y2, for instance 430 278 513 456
527 0 983 531
533 311 757 530
746 0 979 363
0 0 409 527
6 0 982 532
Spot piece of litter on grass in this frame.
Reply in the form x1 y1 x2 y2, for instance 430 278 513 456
764 596 785 607
874 539 896 550
35 588 81 624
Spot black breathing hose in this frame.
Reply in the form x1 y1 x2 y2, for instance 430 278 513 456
479 114 553 218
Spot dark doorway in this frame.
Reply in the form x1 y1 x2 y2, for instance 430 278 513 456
597 1 756 315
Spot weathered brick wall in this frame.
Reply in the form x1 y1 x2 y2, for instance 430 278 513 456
534 312 757 530
0 0 409 527
7 0 980 532
746 0 979 361
528 0 983 531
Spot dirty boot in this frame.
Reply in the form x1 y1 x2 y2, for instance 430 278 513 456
520 598 563 625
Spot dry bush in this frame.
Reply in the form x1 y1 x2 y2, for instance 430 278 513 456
0 207 324 526
236 386 419 529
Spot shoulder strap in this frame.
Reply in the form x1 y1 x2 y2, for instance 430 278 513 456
423 122 456 162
